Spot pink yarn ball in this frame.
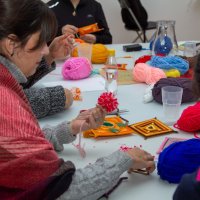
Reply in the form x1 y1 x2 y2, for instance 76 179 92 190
62 57 92 80
133 63 166 84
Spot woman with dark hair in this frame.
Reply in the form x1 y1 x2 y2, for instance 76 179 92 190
47 0 112 44
0 0 155 199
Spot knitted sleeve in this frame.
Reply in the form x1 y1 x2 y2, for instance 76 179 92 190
24 86 66 119
42 121 76 152
21 57 56 89
58 150 133 200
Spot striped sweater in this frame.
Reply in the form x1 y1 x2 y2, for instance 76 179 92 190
0 59 75 199
0 55 133 200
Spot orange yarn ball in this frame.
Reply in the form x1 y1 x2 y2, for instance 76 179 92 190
91 43 108 64
133 63 166 84
71 43 108 64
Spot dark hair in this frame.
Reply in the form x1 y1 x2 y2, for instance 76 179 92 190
193 54 200 98
0 0 57 50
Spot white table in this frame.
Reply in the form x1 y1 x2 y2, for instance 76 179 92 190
37 44 195 200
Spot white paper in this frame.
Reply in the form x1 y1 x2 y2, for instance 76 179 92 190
43 76 105 92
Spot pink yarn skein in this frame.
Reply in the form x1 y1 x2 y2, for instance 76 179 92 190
62 57 92 80
133 63 166 84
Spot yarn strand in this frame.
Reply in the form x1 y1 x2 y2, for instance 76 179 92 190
72 121 86 158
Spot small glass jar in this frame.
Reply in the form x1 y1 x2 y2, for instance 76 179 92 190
104 49 118 96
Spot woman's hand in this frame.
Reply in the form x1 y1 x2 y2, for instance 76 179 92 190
126 147 155 173
64 89 74 109
70 105 106 135
62 24 78 35
80 34 96 43
45 34 75 65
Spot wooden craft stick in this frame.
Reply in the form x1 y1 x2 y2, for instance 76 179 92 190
116 56 133 58
128 168 150 175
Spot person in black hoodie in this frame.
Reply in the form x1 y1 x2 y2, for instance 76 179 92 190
48 0 112 44
173 169 200 200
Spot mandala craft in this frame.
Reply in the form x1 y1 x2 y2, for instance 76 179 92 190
97 92 118 112
130 118 175 138
83 116 133 138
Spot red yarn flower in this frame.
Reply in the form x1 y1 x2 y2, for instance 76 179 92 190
97 92 118 112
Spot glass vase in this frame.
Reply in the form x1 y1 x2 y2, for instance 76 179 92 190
151 20 178 56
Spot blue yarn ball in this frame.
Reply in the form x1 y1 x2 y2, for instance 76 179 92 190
152 36 173 55
157 139 200 183
150 56 189 75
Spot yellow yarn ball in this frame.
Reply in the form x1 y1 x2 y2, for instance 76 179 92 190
91 43 108 64
164 69 181 78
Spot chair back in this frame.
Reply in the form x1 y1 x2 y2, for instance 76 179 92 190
118 0 148 30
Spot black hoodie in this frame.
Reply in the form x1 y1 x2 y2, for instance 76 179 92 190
48 0 112 44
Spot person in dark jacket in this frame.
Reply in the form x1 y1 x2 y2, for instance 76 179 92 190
48 0 112 44
173 169 200 200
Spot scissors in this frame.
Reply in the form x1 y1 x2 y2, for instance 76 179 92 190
108 108 129 115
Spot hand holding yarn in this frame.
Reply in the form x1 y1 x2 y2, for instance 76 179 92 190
62 24 78 35
126 147 155 174
71 106 106 158
72 92 118 135
48 34 75 61
80 34 96 44
71 106 106 135
97 92 118 112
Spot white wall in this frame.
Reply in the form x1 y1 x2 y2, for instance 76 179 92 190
98 0 200 43
43 0 200 43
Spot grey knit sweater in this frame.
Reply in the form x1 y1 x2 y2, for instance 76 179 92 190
21 58 66 119
1 55 133 200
